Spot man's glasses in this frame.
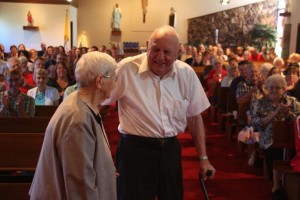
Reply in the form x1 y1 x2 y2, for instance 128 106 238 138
7 78 20 83
101 74 117 81
11 64 20 68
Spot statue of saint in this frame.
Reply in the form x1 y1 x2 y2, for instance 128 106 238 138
27 10 33 26
111 3 122 31
169 7 176 27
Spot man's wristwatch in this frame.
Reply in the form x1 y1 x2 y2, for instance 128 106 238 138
199 155 208 161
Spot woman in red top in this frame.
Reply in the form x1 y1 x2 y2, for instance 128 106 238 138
206 57 227 104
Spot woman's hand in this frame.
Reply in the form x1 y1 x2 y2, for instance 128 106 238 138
276 103 290 115
2 94 10 107
16 95 25 108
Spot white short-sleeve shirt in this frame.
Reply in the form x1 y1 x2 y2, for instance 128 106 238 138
110 53 210 138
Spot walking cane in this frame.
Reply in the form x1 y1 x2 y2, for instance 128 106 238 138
199 170 212 200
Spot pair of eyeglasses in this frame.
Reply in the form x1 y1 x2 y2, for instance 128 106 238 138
11 64 20 68
7 78 20 83
100 74 117 81
268 86 283 91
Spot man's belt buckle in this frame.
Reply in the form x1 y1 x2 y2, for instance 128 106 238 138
158 138 165 146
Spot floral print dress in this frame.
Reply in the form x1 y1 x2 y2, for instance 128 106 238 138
252 95 300 149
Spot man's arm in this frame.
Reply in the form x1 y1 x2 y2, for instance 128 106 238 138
187 113 216 180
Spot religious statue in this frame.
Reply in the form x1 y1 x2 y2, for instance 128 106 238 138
111 3 122 31
27 10 33 26
141 0 148 23
169 7 176 27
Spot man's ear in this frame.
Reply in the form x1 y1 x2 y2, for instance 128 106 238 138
95 75 102 89
177 48 181 58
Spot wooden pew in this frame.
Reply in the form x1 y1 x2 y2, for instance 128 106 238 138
272 120 300 199
217 86 229 113
0 117 50 133
0 132 44 171
0 117 50 200
216 86 230 130
272 120 295 151
224 90 238 136
0 183 32 200
0 132 45 200
192 66 205 74
34 105 58 117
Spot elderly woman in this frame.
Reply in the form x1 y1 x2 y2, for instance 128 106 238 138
259 63 273 82
221 62 239 87
285 66 299 91
206 56 227 103
30 52 117 199
27 69 60 106
252 74 300 198
267 66 281 78
0 68 35 116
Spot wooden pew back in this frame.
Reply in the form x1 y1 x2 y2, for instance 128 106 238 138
0 117 50 133
272 120 295 149
0 183 31 200
0 116 49 200
217 86 230 113
0 132 44 170
34 105 58 117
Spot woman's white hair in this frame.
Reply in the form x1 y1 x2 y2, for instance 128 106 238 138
260 63 273 75
75 52 117 88
34 68 49 82
264 74 287 90
273 57 284 66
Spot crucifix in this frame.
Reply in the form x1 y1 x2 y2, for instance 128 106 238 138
141 0 148 23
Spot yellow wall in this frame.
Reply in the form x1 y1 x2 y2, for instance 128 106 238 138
76 0 263 48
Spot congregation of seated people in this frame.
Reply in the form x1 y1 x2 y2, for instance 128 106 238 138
173 42 300 199
0 42 125 116
1 40 300 199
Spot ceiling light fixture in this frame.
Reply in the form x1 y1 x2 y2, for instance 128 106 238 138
67 0 72 2
220 0 229 5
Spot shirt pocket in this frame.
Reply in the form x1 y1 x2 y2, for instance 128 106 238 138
172 99 189 122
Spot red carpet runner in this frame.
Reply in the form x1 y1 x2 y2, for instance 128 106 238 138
103 107 272 200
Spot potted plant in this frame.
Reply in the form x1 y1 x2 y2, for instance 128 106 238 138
249 23 277 50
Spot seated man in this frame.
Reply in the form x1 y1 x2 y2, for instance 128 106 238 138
236 63 264 166
230 60 249 94
18 56 35 93
236 62 264 121
0 68 35 116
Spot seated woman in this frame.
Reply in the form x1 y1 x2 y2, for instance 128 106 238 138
273 57 286 77
27 69 60 106
47 61 76 103
267 66 281 78
221 62 239 87
285 66 299 93
259 63 273 83
206 57 227 104
252 74 300 198
0 68 35 116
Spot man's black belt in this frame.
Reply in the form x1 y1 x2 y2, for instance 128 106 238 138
121 134 177 146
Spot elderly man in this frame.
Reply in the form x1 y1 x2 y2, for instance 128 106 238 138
110 25 215 200
18 56 35 93
0 48 8 75
0 68 35 116
236 62 264 114
236 63 264 166
29 52 118 199
5 57 34 93
230 60 249 93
